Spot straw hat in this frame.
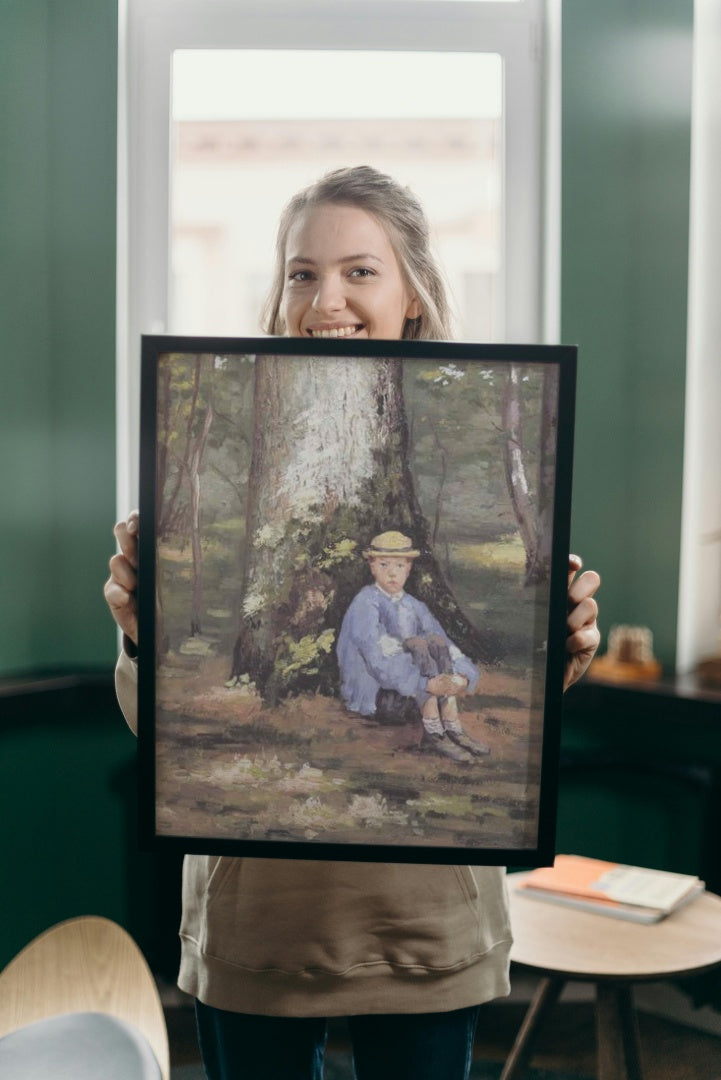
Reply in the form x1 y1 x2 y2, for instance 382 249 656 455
362 531 421 559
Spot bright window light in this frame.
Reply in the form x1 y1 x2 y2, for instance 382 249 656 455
172 50 502 121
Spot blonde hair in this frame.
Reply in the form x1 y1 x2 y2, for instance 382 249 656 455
262 165 453 341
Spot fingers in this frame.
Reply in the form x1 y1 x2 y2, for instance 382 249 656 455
566 591 600 636
567 564 601 640
111 547 138 587
568 567 601 609
567 553 583 588
563 626 602 690
113 510 139 568
564 558 601 690
103 574 138 643
104 511 140 645
566 623 601 659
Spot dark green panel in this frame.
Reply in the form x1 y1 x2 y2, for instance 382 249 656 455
0 1 55 673
0 686 133 966
559 682 721 889
0 0 119 674
556 770 707 877
0 683 184 977
562 0 693 669
47 0 119 667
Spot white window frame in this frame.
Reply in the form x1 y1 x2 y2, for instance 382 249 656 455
117 0 558 512
676 0 721 675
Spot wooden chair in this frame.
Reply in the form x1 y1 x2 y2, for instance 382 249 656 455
0 915 169 1079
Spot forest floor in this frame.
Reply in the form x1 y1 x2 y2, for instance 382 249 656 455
153 654 544 855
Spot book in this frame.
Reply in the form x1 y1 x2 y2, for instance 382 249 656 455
516 855 705 924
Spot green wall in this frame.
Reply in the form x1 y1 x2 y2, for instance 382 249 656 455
563 0 693 670
0 0 118 676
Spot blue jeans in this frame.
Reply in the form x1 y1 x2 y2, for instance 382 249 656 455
195 1000 481 1080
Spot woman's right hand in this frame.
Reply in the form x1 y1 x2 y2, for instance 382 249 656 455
104 510 139 646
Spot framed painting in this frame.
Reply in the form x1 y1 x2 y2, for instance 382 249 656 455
137 336 576 865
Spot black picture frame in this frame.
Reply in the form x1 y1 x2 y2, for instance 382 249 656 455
138 335 576 865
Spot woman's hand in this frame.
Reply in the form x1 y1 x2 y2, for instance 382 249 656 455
103 510 139 646
564 554 601 691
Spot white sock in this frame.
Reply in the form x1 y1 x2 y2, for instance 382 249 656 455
441 696 462 732
422 716 444 736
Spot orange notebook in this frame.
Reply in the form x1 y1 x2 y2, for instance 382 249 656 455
517 855 704 923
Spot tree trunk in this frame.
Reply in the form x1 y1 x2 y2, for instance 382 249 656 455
231 355 499 700
525 366 559 584
188 400 214 634
503 365 539 578
430 424 448 551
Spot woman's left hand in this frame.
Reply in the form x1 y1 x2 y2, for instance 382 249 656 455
564 554 601 691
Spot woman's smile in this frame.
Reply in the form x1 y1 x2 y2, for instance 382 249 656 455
306 323 364 338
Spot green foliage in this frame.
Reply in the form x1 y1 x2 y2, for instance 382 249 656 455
317 538 358 569
275 628 337 682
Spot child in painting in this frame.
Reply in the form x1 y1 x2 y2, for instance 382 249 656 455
337 530 491 764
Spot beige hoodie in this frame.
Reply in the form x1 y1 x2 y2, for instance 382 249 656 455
116 651 512 1016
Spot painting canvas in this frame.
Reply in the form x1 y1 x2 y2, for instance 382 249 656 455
137 336 576 864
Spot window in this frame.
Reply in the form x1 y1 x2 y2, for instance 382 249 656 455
170 49 503 340
118 0 556 510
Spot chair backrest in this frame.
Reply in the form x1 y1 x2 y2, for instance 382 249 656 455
0 915 170 1080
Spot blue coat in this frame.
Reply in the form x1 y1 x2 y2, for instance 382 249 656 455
336 584 480 716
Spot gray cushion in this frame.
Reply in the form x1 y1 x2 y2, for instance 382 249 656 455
0 1011 162 1079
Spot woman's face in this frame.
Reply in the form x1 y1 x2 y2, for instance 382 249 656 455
280 203 421 340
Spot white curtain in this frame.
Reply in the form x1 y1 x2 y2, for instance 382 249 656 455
677 0 721 672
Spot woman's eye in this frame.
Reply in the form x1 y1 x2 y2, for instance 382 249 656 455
288 269 313 283
349 267 375 279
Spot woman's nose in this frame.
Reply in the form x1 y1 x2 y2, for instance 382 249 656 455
312 274 345 314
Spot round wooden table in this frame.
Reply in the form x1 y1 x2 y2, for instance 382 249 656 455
502 873 721 1080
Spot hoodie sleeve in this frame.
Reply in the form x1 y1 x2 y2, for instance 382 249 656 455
115 645 139 736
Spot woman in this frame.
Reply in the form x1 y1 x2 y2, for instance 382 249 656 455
106 166 601 1080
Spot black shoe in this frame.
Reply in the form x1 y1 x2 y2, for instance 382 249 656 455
420 731 474 764
445 729 491 757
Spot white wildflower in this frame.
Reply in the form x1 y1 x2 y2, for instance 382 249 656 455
298 763 324 781
243 591 267 618
254 523 284 549
348 793 389 826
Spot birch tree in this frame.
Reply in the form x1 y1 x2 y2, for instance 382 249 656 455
502 364 558 584
502 365 538 578
157 354 215 636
